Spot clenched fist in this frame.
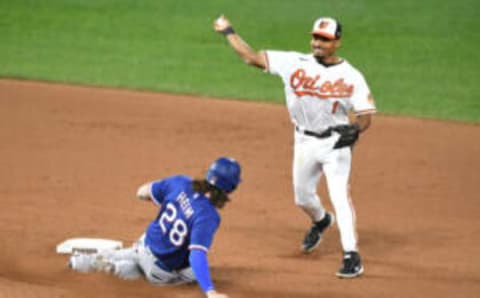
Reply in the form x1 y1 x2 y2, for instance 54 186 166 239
213 15 232 32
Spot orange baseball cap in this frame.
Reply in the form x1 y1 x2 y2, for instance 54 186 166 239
311 17 342 40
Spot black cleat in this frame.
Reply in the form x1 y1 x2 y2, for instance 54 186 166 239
301 212 334 253
336 251 364 278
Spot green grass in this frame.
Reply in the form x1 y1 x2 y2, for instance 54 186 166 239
1 0 479 122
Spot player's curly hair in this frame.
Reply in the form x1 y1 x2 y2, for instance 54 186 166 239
192 179 230 208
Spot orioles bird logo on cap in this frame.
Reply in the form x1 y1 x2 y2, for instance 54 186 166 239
319 20 330 29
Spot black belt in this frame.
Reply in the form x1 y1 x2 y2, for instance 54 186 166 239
295 126 332 139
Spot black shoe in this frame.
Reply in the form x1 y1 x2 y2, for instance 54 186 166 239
336 251 364 278
301 212 334 253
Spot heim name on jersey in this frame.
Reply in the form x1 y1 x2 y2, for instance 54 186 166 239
176 191 194 219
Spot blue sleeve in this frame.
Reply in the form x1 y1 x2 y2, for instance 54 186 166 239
189 215 219 252
150 179 170 205
189 249 214 293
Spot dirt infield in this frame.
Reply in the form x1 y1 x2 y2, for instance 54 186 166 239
1 79 479 298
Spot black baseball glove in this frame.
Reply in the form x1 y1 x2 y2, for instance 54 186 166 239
331 123 360 149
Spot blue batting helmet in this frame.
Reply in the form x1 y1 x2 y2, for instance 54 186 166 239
206 157 241 193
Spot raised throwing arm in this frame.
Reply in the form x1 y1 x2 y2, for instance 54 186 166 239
213 15 267 69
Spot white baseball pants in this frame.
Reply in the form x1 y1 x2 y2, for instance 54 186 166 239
99 235 195 285
293 130 358 252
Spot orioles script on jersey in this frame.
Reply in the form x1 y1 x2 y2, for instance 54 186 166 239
290 68 354 99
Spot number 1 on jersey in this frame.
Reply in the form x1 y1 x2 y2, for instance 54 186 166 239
331 101 340 114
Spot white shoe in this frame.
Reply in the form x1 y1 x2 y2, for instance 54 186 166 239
69 253 114 274
69 253 95 273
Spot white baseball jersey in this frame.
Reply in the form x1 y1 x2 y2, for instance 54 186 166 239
264 50 376 133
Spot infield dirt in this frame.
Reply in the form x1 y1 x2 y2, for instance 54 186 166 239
1 79 479 298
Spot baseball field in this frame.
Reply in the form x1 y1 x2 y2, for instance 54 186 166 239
1 1 479 298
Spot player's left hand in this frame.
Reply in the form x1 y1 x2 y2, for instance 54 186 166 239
206 290 229 298
331 123 360 149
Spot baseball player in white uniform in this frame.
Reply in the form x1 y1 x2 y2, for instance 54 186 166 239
213 15 376 278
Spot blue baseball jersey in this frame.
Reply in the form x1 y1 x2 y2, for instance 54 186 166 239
144 175 221 271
